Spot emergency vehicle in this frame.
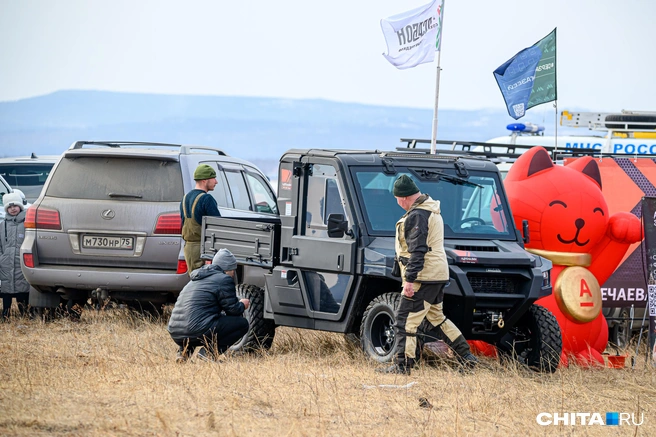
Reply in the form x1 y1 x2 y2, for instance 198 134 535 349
488 110 656 155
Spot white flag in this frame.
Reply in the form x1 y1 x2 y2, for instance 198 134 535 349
380 0 444 70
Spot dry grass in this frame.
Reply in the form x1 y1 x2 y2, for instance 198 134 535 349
1 308 655 436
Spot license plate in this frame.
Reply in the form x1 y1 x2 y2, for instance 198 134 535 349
82 235 134 250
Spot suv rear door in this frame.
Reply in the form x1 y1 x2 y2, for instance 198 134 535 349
32 153 184 270
203 161 278 217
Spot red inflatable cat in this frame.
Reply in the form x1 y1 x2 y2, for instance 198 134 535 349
503 147 642 366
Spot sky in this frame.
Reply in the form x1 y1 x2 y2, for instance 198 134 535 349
1 0 654 112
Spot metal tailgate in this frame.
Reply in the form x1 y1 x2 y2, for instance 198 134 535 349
202 216 280 268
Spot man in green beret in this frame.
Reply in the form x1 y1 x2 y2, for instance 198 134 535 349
180 164 222 275
378 174 477 374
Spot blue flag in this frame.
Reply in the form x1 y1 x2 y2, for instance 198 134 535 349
494 29 557 120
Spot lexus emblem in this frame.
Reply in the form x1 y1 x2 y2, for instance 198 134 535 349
101 209 115 220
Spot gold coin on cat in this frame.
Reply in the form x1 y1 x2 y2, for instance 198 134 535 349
553 266 602 323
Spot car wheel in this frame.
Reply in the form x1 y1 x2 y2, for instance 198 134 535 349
231 284 276 352
609 308 632 350
360 292 400 363
497 305 562 373
125 301 163 320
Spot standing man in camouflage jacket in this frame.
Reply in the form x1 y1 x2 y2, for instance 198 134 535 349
378 175 477 374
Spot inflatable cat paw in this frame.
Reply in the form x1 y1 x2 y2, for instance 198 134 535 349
504 147 642 367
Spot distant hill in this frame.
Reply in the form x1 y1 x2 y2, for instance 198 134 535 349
0 90 582 175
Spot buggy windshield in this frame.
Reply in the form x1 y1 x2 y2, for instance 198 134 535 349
351 167 514 239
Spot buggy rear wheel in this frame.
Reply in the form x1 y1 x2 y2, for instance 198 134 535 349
231 284 276 352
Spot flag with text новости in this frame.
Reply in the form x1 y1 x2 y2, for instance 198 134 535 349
493 28 557 120
381 0 445 70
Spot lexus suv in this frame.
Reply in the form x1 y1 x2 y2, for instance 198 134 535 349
22 141 277 311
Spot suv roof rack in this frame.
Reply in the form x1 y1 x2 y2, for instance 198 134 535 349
70 141 227 155
401 138 531 157
398 138 656 163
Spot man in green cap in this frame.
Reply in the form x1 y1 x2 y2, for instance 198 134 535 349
377 174 477 374
180 164 222 275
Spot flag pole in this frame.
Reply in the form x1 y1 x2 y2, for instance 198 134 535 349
554 100 558 156
430 52 442 155
430 0 445 155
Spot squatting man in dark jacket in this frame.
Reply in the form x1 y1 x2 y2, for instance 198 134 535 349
168 248 250 362
378 175 478 375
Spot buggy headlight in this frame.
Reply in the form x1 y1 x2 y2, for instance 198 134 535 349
542 269 551 288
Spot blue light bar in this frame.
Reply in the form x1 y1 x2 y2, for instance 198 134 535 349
506 122 545 133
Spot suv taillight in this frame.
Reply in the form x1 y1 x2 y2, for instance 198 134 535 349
176 260 187 274
23 253 34 268
24 206 61 230
24 207 36 228
154 213 182 234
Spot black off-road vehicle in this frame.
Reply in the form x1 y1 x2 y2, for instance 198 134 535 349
201 146 562 372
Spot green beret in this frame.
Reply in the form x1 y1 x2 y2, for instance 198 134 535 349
193 164 217 181
393 174 419 197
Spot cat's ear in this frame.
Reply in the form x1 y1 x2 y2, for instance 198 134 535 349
506 147 553 181
566 157 602 189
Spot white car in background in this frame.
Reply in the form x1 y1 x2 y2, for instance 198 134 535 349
0 153 59 204
0 174 14 220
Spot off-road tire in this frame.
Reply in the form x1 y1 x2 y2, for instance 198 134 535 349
360 292 400 363
125 301 163 321
497 305 562 373
605 114 656 130
231 284 276 352
609 308 632 351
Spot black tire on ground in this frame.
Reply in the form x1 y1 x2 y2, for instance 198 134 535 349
32 306 55 322
230 284 276 352
496 305 562 373
605 114 656 130
360 292 400 363
609 308 632 350
125 301 163 319
28 288 61 309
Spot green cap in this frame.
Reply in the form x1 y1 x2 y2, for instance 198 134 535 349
393 175 419 197
193 164 217 181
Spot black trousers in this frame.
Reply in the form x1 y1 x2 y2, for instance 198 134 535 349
394 282 470 366
175 315 249 355
1 293 29 319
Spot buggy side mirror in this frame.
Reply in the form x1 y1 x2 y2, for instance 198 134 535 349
327 213 352 238
522 219 530 244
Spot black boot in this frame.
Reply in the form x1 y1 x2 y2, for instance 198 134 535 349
175 344 195 363
376 357 414 375
376 363 411 375
457 352 478 372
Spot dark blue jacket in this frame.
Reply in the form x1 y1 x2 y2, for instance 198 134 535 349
180 189 221 225
167 264 244 341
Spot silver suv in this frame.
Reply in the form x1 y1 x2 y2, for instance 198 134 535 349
22 141 277 311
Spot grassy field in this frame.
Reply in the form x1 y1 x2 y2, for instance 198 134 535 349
1 307 655 436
